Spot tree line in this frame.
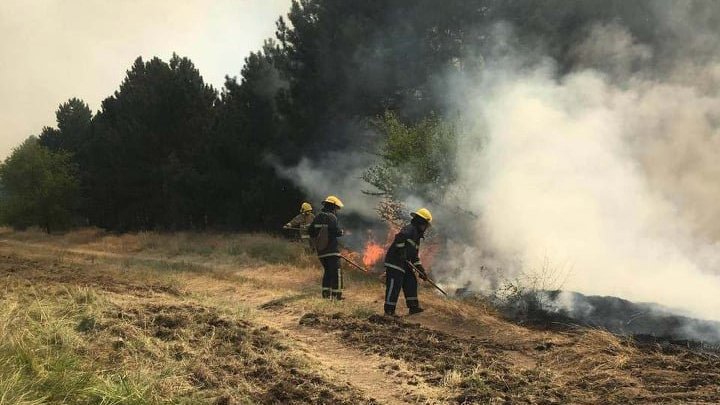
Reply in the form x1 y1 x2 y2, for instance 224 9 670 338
2 0 708 233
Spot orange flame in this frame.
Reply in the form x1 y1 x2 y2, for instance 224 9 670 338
358 226 442 274
361 227 400 269
362 240 385 268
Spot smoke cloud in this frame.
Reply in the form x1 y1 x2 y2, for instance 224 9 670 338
274 151 379 219
446 22 720 322
276 6 720 325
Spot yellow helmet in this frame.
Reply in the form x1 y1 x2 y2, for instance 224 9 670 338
411 208 433 223
301 202 312 213
323 195 344 209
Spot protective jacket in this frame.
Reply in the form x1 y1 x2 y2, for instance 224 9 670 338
308 209 343 258
384 224 424 273
286 212 315 239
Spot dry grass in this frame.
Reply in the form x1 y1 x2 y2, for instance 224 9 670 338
0 284 157 404
0 237 372 404
1 228 720 404
1 228 314 267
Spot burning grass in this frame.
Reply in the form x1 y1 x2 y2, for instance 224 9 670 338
359 229 393 270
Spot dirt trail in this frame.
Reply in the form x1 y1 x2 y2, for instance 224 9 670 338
0 238 615 402
263 313 438 405
185 282 434 404
0 239 442 404
4 237 720 404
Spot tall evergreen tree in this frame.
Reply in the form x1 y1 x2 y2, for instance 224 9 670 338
208 41 302 230
88 55 217 230
39 98 93 154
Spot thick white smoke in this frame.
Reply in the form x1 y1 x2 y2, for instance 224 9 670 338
448 23 720 321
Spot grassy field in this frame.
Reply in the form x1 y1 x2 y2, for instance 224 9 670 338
0 228 719 404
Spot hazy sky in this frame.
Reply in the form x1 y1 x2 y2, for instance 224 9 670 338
0 0 291 160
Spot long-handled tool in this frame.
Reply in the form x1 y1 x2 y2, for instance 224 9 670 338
340 254 369 273
406 261 448 297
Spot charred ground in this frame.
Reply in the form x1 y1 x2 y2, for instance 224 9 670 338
492 289 720 348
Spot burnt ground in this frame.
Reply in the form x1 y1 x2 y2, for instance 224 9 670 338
298 312 560 404
495 290 720 347
297 311 720 404
118 303 375 404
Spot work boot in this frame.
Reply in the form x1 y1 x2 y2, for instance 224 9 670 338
332 293 344 301
384 310 397 317
408 307 425 315
322 290 331 299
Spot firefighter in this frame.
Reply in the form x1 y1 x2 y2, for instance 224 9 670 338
308 196 344 300
283 202 315 247
383 208 433 316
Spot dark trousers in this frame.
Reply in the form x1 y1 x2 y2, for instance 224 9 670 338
320 255 343 299
384 267 419 314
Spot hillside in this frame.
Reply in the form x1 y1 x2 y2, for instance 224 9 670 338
1 228 719 404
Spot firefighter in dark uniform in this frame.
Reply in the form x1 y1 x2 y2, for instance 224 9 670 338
383 208 433 316
308 195 344 300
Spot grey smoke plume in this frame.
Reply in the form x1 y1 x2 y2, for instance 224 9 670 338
274 150 436 224
274 151 380 218
445 22 720 322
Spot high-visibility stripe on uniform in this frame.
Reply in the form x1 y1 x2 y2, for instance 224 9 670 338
386 279 396 305
318 252 341 258
413 260 422 266
406 297 418 301
337 267 343 290
395 242 405 248
314 224 328 228
384 263 405 273
407 239 418 248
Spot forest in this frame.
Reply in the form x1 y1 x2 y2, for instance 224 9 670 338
2 0 717 232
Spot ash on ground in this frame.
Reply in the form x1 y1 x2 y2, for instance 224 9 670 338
456 287 720 348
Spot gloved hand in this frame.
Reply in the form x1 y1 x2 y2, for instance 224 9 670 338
338 228 344 236
283 223 291 229
415 264 429 281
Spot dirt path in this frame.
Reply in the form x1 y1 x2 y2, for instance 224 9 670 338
0 238 553 403
263 313 440 405
184 281 439 404
6 237 719 404
0 239 445 404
